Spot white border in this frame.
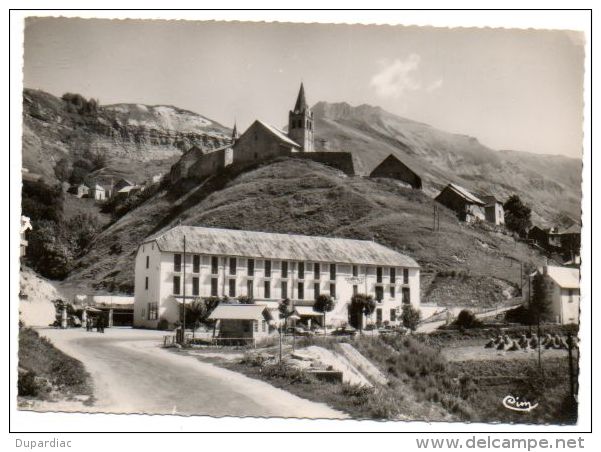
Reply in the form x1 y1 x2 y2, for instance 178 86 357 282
5 5 594 440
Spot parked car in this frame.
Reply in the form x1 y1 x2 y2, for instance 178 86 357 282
330 326 357 337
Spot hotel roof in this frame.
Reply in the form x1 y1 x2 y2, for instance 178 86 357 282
144 225 419 268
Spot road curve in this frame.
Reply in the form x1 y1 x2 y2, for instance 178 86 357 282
35 327 347 419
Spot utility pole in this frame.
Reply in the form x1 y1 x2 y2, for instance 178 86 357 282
182 235 187 344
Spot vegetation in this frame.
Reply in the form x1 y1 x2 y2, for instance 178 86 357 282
182 297 220 334
349 294 375 332
61 92 99 116
313 294 336 332
504 195 532 237
401 304 421 331
18 327 93 401
530 273 553 322
453 309 483 330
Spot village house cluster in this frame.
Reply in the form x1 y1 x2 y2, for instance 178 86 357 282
66 174 163 202
133 225 420 334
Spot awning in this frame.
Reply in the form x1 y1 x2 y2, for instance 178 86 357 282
208 303 273 321
295 306 323 317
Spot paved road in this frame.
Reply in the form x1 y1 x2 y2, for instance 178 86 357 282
37 327 346 419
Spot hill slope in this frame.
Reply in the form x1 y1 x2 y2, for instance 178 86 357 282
312 102 582 226
64 158 546 306
22 89 232 184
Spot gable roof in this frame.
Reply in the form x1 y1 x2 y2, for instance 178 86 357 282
144 225 419 268
208 303 272 321
544 266 580 289
253 120 301 148
370 154 421 178
443 183 485 205
479 195 502 206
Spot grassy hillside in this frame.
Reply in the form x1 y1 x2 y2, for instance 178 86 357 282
64 158 547 304
312 102 582 227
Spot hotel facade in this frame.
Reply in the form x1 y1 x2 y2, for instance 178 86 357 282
133 226 420 329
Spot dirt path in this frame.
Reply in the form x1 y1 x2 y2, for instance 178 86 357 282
32 327 347 419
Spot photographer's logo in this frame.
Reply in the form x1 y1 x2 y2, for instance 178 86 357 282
502 395 538 412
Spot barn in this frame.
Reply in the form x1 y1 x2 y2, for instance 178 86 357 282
369 154 422 189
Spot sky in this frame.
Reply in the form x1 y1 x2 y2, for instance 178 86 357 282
22 17 585 158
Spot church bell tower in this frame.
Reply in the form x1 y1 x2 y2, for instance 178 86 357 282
288 83 314 152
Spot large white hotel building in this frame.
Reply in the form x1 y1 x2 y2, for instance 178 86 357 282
133 225 420 329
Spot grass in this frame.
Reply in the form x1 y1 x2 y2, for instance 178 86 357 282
18 327 93 403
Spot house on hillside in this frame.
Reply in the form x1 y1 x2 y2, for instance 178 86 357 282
524 265 580 325
115 184 144 200
208 303 273 342
434 183 485 222
480 195 505 226
528 226 551 249
73 183 90 198
90 184 106 201
20 216 32 257
133 225 420 330
549 224 581 260
369 154 422 189
113 178 136 193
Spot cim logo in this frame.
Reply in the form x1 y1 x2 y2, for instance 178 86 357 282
502 395 538 412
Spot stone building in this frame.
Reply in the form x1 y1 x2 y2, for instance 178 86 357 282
133 225 420 330
369 154 422 189
480 195 505 226
435 183 485 223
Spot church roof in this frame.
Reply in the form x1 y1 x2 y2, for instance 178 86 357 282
255 120 301 148
294 83 308 112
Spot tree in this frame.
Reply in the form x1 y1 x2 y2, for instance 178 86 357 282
278 298 293 329
27 220 73 279
183 298 219 338
237 295 254 304
401 304 421 332
453 309 481 330
66 213 102 256
504 195 532 237
313 294 336 334
349 293 375 333
530 273 553 323
54 158 72 182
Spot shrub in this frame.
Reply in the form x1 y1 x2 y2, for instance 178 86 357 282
454 310 482 329
18 369 39 396
505 305 535 325
157 318 170 331
401 304 421 331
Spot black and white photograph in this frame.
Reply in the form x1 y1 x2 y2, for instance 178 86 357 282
10 9 592 436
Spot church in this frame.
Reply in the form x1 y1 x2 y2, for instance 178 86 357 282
170 83 355 183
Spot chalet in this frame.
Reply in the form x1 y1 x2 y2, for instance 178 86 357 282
480 195 505 226
524 265 580 325
435 183 485 222
369 154 422 189
113 178 136 192
208 303 273 342
133 225 420 330
90 184 106 201
20 216 32 257
549 225 581 260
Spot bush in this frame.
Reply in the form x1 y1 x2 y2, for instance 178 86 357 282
401 304 421 331
505 305 536 325
18 369 39 396
454 309 482 329
157 318 170 331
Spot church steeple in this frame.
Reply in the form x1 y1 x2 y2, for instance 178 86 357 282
288 83 314 152
294 83 308 113
231 121 239 143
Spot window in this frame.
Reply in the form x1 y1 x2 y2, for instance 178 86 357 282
390 309 397 322
298 282 304 300
145 277 149 290
375 286 384 302
298 262 305 280
173 276 181 295
568 289 574 303
193 255 200 273
248 259 255 276
262 320 267 332
229 257 237 275
281 261 288 278
146 255 149 269
402 287 410 304
390 267 396 283
147 302 158 320
264 260 272 277
174 254 182 272
253 320 258 333
376 267 383 283
281 281 288 299
211 256 219 274
390 286 395 299
247 280 254 298
403 268 409 284
352 265 358 277
229 279 236 297
192 277 199 296
330 264 336 281
314 263 320 280
353 285 358 296
264 280 271 298
330 283 336 298
211 278 218 296
376 308 382 325
314 282 320 299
